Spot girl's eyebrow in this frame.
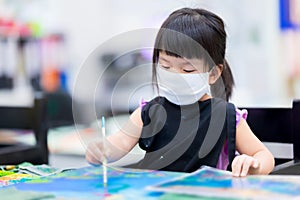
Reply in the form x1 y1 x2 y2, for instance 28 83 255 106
159 57 169 62
159 57 190 65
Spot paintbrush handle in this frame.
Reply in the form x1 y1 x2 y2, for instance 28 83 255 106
101 116 107 187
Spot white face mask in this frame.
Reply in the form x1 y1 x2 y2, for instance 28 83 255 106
156 66 211 105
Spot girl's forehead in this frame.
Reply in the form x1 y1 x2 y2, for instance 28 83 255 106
159 51 205 67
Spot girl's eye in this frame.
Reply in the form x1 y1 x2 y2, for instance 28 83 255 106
183 69 196 73
161 65 170 69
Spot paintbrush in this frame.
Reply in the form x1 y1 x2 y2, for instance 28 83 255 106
101 116 107 188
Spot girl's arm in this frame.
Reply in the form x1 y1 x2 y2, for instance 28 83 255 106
232 118 275 176
85 107 143 164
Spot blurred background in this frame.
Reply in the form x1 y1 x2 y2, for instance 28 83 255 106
0 0 299 167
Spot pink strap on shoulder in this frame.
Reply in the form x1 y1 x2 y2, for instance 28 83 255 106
236 108 248 126
140 98 148 109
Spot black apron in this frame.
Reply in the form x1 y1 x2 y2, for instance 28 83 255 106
133 97 236 173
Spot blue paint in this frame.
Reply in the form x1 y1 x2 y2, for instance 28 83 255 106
9 166 183 199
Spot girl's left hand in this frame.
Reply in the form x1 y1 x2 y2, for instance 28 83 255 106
231 154 260 177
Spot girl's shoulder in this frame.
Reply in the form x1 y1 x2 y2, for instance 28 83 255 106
139 96 165 109
214 98 247 126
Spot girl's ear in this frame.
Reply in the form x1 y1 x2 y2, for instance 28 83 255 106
209 64 223 84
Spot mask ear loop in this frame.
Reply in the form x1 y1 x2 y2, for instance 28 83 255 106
208 65 222 84
209 66 217 76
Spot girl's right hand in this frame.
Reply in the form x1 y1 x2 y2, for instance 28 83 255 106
85 140 106 165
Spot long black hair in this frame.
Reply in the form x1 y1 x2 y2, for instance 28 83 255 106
152 8 234 101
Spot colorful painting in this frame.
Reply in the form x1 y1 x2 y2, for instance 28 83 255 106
1 166 183 199
2 165 300 199
148 166 300 199
0 173 35 188
0 163 65 187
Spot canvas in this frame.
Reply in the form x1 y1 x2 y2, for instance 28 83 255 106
1 166 183 199
148 166 300 199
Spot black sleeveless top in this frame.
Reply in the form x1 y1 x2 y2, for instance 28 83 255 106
133 97 236 173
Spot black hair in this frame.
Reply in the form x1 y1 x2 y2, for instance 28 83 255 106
152 8 234 101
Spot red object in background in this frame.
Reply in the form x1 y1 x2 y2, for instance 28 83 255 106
0 18 32 37
41 68 60 93
0 18 18 36
18 24 32 37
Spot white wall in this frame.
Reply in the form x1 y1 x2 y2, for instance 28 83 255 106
1 0 292 109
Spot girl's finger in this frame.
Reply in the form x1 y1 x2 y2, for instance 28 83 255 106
252 159 259 168
232 155 246 177
86 141 105 164
240 157 254 176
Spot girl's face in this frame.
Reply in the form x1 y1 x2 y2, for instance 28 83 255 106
158 51 208 74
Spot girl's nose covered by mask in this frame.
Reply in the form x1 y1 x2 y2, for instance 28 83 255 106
157 66 211 105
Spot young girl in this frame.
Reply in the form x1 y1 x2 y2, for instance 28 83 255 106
86 8 275 176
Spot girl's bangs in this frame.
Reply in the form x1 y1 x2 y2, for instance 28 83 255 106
156 28 208 60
